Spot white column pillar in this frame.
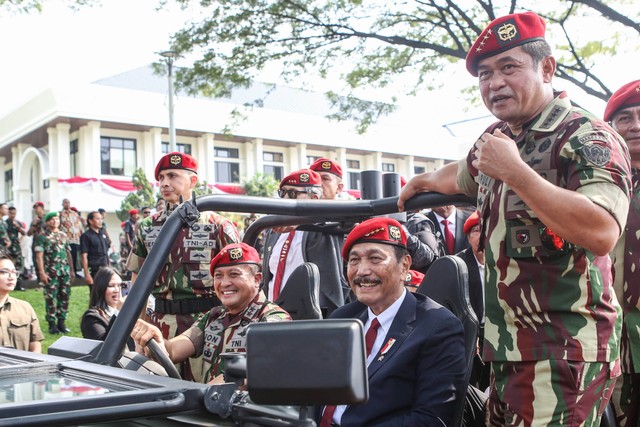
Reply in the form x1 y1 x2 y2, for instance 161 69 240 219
78 121 101 178
56 123 71 179
252 138 264 177
402 155 415 179
46 127 61 205
0 156 5 201
366 152 383 171
201 133 215 184
244 139 256 179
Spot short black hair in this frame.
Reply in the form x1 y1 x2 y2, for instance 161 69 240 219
520 40 553 68
87 211 101 221
98 208 106 214
8 207 16 212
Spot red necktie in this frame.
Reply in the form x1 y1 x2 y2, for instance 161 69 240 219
441 219 455 254
320 318 381 427
272 230 296 300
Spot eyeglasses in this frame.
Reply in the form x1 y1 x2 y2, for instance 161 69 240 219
0 269 18 277
277 188 318 199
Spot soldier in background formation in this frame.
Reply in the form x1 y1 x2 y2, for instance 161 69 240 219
131 243 290 384
127 152 240 381
399 11 630 426
0 203 10 257
34 212 75 335
606 80 640 427
59 198 84 276
5 207 26 290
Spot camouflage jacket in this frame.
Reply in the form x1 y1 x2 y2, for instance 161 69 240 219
35 230 72 276
126 206 240 301
0 221 9 256
183 291 291 383
611 169 640 372
5 219 24 256
457 91 631 363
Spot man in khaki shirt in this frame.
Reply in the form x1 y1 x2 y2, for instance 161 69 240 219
0 255 43 352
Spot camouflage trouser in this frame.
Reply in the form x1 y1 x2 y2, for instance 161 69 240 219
611 372 640 427
8 250 24 276
44 272 71 323
150 311 204 382
487 359 619 427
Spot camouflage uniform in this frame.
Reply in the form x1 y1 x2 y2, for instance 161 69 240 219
0 221 9 257
35 230 72 324
182 291 290 383
611 169 640 427
6 219 25 275
126 207 240 381
457 92 631 426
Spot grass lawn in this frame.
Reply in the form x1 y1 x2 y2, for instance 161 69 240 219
11 284 90 353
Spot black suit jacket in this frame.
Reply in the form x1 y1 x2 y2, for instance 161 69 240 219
456 248 484 325
427 209 471 255
325 291 466 427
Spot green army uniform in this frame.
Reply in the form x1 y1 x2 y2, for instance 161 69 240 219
35 230 72 324
126 207 240 381
611 169 640 427
457 92 631 426
182 291 291 383
6 219 25 275
0 221 9 257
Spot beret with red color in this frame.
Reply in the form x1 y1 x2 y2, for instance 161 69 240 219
129 209 138 215
466 11 546 77
33 202 44 209
279 169 321 188
463 211 480 235
210 243 261 274
310 158 343 178
342 217 408 260
154 152 198 180
405 270 425 287
604 80 640 122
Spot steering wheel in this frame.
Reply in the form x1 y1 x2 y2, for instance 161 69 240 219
145 339 182 379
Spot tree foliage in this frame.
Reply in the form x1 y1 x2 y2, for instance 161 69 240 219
0 0 94 15
167 0 639 131
117 168 157 221
242 172 279 197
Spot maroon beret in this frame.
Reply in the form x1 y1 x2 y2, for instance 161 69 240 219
210 243 261 274
342 217 408 260
33 202 44 209
279 169 321 188
154 152 198 180
121 221 126 228
129 209 139 215
70 207 79 212
310 158 343 179
604 80 640 122
405 270 425 287
463 211 480 235
466 12 546 77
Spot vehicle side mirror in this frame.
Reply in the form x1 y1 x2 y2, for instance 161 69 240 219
246 319 368 405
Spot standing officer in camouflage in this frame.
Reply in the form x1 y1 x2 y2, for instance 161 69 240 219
0 203 10 257
127 152 240 381
399 12 630 426
34 212 75 334
606 80 640 427
6 207 26 290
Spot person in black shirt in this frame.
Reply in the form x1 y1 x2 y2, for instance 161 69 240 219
80 211 110 287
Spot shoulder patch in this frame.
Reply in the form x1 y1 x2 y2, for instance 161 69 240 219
581 142 611 167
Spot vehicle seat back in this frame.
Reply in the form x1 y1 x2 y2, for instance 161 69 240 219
275 262 323 320
417 255 479 427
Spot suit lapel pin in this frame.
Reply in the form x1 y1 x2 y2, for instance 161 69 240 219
377 338 396 361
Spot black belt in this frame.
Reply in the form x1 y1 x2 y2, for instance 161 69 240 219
154 297 219 315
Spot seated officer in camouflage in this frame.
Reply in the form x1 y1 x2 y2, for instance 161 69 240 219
131 243 290 384
606 80 640 427
399 12 631 426
126 152 240 381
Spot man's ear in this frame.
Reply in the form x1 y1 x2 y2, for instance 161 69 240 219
254 272 263 288
541 55 556 83
189 174 199 188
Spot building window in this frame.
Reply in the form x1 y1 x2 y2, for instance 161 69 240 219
4 170 12 201
307 155 320 165
347 159 360 169
414 166 426 174
215 147 239 158
264 165 284 181
382 163 395 172
263 152 283 162
161 142 192 155
70 139 78 177
101 137 137 176
348 172 361 191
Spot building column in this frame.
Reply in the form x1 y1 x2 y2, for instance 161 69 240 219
78 121 101 178
12 145 31 218
401 155 415 179
46 127 61 205
251 138 264 178
56 123 71 179
146 128 163 182
201 133 215 184
365 151 383 171
0 156 5 201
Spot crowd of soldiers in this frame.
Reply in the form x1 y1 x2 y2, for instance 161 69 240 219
2 9 640 427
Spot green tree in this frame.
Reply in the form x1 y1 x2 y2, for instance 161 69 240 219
0 0 94 14
167 0 639 132
242 173 279 197
117 168 156 221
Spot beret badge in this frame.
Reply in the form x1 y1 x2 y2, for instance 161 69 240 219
229 247 243 260
321 161 332 170
389 225 401 241
497 19 520 45
170 155 182 166
300 173 310 183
